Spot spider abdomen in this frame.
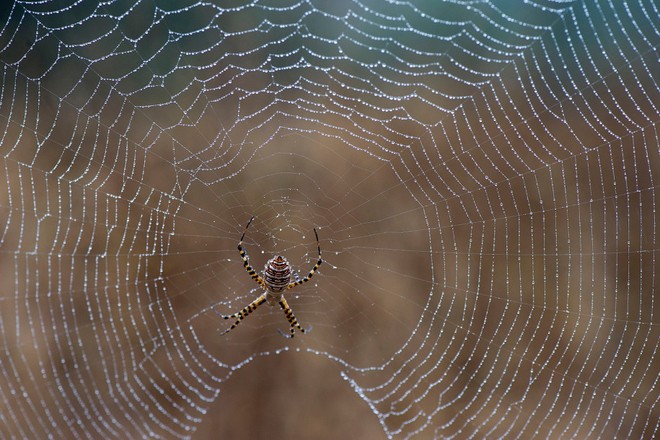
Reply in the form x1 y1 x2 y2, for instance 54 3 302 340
263 256 292 293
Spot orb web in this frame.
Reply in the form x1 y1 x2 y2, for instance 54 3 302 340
0 0 657 438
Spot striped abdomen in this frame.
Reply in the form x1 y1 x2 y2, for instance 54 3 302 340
263 256 292 294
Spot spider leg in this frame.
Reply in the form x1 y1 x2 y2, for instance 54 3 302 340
238 216 266 288
277 324 313 339
278 297 307 338
287 227 322 289
217 294 267 334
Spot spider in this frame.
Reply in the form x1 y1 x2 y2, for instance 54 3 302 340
216 216 322 337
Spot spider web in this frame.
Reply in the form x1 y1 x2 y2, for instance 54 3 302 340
0 0 658 438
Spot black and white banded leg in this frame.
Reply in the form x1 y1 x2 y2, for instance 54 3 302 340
278 297 307 338
216 294 267 334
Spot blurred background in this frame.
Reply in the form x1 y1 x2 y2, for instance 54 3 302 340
0 0 657 438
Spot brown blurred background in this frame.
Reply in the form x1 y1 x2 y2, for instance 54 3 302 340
0 1 658 439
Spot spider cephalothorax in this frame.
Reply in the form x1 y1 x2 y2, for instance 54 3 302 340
215 217 322 337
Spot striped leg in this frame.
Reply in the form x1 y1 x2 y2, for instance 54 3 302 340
279 297 307 337
238 216 266 288
287 228 322 289
217 294 267 334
